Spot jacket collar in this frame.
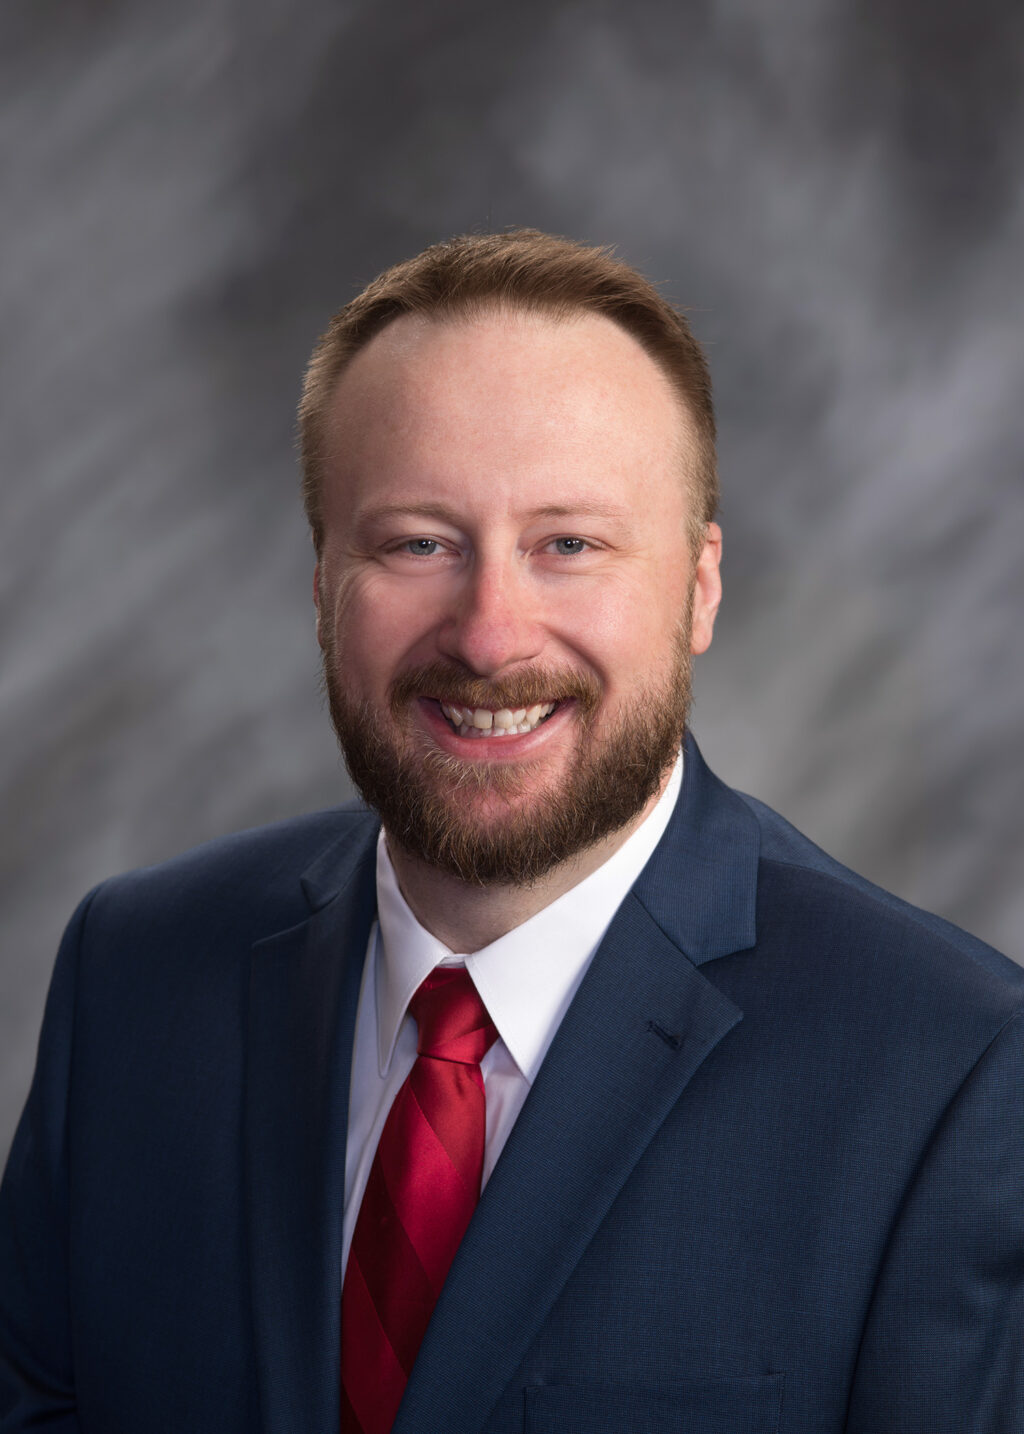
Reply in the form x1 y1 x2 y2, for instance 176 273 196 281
632 730 759 966
299 804 379 912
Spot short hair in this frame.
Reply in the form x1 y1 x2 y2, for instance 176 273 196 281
299 228 717 552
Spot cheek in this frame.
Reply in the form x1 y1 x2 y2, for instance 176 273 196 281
566 578 682 688
329 573 443 679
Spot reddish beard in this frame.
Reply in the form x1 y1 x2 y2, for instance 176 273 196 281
322 635 693 887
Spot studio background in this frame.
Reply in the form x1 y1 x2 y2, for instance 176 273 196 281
2 0 1022 1163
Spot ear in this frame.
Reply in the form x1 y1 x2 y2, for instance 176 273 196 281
313 562 324 649
690 522 722 655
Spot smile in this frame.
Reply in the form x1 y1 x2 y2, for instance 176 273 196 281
438 701 557 738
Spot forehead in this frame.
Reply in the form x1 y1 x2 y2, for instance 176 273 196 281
321 309 693 519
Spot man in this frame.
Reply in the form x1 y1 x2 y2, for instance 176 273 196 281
1 230 1022 1433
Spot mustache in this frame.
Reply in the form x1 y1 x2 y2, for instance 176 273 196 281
388 661 601 718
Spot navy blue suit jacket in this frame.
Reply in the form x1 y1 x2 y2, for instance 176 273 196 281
2 735 1023 1432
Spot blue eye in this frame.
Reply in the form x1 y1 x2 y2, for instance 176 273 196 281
404 538 440 556
552 536 587 555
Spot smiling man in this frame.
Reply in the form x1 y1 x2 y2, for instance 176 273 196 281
2 232 1022 1434
312 303 720 933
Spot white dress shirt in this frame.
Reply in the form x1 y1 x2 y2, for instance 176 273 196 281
341 752 684 1273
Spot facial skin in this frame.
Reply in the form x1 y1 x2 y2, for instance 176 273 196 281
314 309 722 939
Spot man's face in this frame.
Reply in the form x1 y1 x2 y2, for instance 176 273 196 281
315 309 721 884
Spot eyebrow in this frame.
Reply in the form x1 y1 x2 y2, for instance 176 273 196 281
356 503 464 527
356 500 633 526
527 502 632 521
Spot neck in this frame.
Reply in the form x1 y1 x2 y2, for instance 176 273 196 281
384 785 666 953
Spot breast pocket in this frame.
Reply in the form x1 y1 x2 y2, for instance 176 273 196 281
523 1373 785 1433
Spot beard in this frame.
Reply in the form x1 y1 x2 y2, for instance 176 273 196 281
322 619 693 887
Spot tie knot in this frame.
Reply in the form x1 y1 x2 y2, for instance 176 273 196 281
410 967 498 1065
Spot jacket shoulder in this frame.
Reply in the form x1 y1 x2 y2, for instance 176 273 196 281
737 789 1024 1002
81 803 380 949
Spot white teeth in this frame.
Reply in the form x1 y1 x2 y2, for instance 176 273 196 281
438 700 557 738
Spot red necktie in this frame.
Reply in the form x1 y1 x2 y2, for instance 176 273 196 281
341 967 498 1434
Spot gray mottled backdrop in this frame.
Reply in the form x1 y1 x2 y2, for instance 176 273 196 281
3 0 1022 1161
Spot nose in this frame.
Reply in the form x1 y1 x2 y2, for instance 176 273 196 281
436 556 544 677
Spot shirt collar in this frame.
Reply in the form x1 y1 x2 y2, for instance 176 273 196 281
374 751 683 1081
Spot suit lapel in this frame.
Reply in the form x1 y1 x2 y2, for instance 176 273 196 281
245 817 378 1434
395 735 759 1433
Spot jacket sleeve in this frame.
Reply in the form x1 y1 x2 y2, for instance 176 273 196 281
0 892 96 1431
847 1010 1024 1433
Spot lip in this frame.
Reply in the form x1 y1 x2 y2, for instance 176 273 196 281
417 696 576 761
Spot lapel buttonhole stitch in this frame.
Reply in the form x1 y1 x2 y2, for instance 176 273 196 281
646 1020 682 1050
